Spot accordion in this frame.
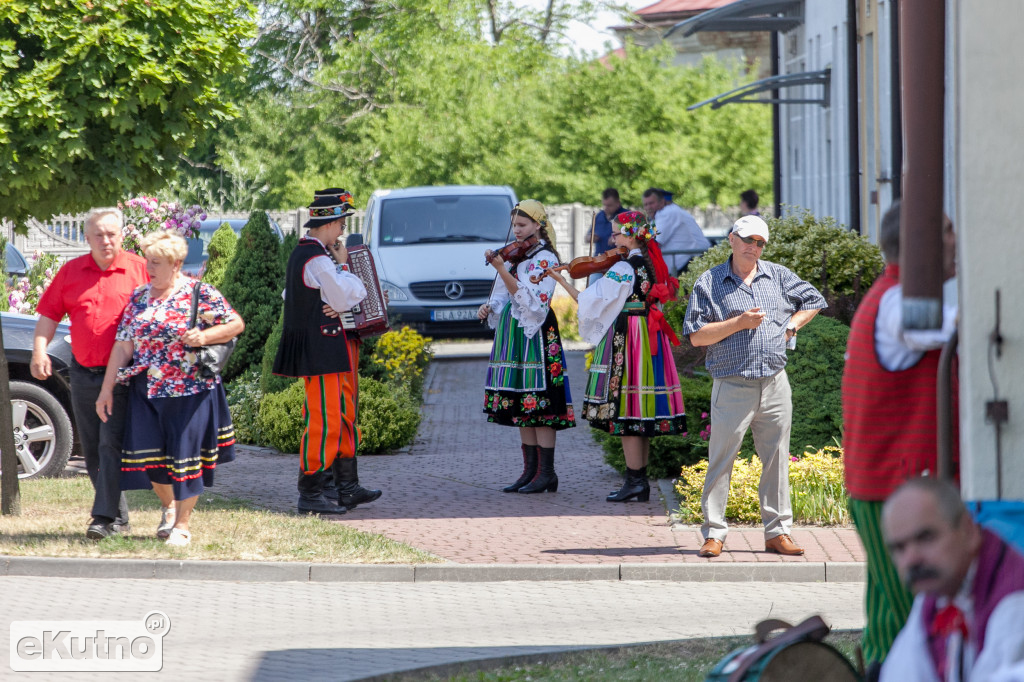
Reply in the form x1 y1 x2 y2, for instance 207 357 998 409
339 245 391 338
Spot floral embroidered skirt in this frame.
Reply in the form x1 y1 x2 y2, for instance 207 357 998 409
483 305 575 430
583 313 687 437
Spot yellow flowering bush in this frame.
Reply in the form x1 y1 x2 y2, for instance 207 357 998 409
371 326 433 398
550 294 580 341
675 446 849 525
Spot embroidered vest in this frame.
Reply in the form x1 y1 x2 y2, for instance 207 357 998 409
272 238 353 377
841 264 958 500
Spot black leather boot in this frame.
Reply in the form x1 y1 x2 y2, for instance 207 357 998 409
321 467 339 500
519 446 557 493
502 444 539 492
333 457 382 508
606 466 650 502
297 471 347 515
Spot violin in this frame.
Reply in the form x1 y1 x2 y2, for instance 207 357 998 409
529 246 629 284
485 234 539 266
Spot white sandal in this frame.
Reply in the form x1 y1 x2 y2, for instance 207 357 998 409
156 507 176 539
165 528 191 547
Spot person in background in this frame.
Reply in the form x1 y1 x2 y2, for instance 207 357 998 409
32 207 149 540
683 215 826 559
881 477 1024 682
589 188 625 285
843 199 959 675
478 200 575 494
641 187 710 275
740 189 761 217
96 231 243 547
543 210 686 503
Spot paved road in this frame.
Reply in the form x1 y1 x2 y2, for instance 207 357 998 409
213 352 865 565
1 577 864 680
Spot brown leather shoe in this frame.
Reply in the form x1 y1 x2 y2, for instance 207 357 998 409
698 538 723 558
765 534 804 556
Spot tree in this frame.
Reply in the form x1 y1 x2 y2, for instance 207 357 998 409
0 0 256 230
202 222 238 288
219 211 285 380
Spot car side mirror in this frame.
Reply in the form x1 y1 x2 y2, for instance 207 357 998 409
346 233 364 247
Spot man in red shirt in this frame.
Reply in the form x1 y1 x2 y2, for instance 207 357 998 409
32 207 149 539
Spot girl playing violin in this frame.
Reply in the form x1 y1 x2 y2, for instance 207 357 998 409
543 210 686 502
478 200 575 494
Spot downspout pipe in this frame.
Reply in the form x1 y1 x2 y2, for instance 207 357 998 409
847 0 861 234
899 0 945 329
772 31 782 219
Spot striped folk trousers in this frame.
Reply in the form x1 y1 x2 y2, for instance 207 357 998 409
300 370 359 474
848 497 913 664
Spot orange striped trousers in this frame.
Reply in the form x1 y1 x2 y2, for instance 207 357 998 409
299 339 361 473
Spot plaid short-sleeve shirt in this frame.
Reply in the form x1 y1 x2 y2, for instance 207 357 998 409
682 257 826 379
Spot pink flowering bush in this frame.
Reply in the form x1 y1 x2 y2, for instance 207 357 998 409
119 196 205 255
2 250 61 315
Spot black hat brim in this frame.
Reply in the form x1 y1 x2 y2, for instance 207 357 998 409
304 211 354 229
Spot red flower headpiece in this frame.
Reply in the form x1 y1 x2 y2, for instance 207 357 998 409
616 210 656 242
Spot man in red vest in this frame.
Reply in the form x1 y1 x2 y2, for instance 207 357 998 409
842 199 958 674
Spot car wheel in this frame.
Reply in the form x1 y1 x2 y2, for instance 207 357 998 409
6 380 74 479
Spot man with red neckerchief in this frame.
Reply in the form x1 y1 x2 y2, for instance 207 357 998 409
881 477 1024 682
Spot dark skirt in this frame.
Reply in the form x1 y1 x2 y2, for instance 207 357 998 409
483 305 575 430
121 376 236 500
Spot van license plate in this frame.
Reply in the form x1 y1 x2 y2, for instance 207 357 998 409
431 308 478 321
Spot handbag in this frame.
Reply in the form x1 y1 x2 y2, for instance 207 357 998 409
188 282 237 378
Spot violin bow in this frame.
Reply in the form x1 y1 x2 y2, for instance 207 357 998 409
483 210 516 324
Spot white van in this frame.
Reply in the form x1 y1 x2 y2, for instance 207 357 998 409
357 185 518 335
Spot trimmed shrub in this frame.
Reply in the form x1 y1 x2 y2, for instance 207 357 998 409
259 310 293 395
279 232 298 270
257 379 305 454
358 377 421 454
219 211 285 380
203 222 237 288
786 314 848 454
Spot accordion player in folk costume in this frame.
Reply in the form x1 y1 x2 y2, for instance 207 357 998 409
272 189 383 516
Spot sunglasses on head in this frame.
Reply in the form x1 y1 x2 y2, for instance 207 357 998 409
737 235 767 248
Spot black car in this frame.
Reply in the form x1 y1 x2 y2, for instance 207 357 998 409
1 311 76 478
182 216 285 277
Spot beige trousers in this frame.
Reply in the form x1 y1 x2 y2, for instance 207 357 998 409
701 370 794 542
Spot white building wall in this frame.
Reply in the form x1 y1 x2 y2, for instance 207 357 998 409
952 0 1024 501
779 1 852 229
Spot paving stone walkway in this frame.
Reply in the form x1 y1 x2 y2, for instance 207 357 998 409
214 351 865 566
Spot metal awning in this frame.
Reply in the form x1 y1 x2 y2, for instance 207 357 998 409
665 0 804 38
687 68 830 110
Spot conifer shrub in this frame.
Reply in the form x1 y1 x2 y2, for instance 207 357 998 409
259 310 292 395
219 211 285 380
202 222 237 288
785 314 848 454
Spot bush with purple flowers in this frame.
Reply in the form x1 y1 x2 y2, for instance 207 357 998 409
118 196 206 255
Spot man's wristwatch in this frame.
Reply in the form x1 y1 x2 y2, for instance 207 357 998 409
786 323 798 335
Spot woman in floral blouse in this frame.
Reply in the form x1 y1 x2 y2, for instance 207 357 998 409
477 200 575 494
544 210 686 502
96 231 244 547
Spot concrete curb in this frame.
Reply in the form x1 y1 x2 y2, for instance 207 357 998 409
0 555 864 583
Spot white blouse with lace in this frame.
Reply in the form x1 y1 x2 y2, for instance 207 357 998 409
486 247 560 339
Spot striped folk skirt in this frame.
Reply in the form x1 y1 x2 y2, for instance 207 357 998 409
583 313 687 437
121 377 236 500
483 305 575 430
